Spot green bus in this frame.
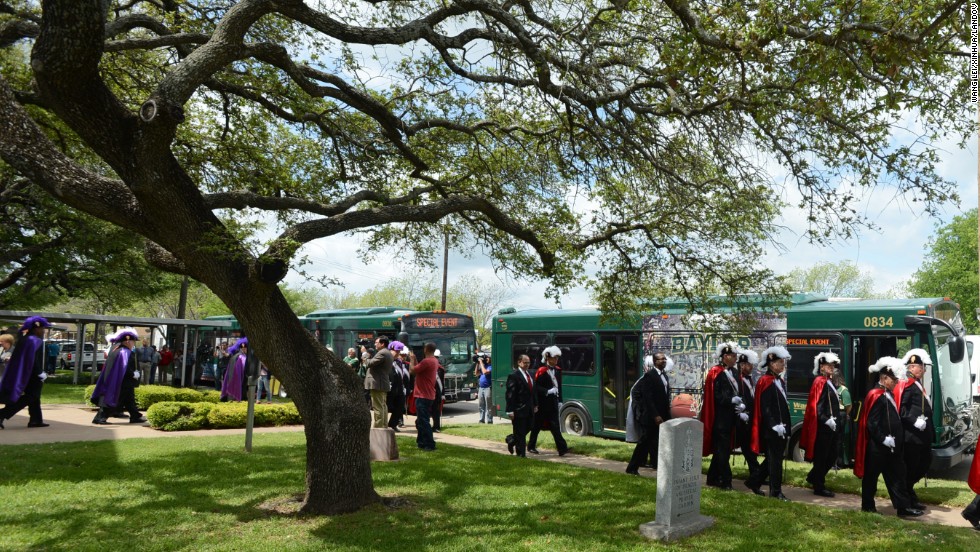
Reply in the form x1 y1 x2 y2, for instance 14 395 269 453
302 307 479 402
490 294 979 469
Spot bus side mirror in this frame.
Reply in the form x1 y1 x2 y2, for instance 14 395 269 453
948 336 966 364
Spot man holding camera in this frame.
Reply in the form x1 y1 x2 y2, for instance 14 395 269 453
474 352 493 424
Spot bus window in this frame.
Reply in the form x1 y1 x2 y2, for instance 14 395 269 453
554 334 595 375
512 334 549 369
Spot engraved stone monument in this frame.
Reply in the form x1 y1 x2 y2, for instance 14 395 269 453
639 418 714 541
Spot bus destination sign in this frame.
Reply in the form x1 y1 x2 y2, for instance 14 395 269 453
413 316 461 329
786 337 833 346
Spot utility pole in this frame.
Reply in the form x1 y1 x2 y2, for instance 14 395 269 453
441 230 449 310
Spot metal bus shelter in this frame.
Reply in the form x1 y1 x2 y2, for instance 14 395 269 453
0 310 233 385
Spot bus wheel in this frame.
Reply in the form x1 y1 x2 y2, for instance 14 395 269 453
788 431 804 462
561 406 590 437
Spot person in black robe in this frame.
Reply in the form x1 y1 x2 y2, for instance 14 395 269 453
91 328 145 425
626 353 671 473
0 316 52 429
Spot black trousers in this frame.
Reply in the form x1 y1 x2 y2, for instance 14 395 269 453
735 422 760 479
747 435 787 495
903 442 932 502
627 426 659 471
529 410 568 454
861 448 912 511
93 385 141 422
807 429 841 490
510 414 533 457
0 377 43 424
706 424 734 486
963 494 980 522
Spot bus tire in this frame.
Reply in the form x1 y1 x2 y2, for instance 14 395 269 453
560 405 591 437
788 430 804 462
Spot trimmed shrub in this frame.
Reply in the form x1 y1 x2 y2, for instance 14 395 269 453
207 402 249 428
85 384 220 409
146 400 301 431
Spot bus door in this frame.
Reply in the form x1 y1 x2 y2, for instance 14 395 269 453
850 333 913 414
599 334 640 432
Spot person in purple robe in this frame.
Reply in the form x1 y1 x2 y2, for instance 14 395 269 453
0 315 52 429
220 337 248 402
91 328 146 425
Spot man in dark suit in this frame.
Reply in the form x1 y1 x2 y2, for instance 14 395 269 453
626 353 672 474
528 346 569 456
505 355 537 457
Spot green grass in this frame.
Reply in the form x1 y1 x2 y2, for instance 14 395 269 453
0 433 977 551
41 382 91 404
441 423 976 508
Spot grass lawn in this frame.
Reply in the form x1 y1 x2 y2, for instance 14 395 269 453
41 382 92 404
0 432 977 551
442 424 977 508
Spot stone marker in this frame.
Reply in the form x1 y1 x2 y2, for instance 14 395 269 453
369 427 399 461
639 417 714 541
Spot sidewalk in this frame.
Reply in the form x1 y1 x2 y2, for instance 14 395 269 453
2 405 976 531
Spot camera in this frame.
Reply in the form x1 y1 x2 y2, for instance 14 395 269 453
356 338 372 348
472 353 489 363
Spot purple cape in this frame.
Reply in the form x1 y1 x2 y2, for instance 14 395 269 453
221 353 246 401
91 346 132 407
0 335 42 403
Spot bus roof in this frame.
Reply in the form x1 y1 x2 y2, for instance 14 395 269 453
493 296 959 332
304 307 414 318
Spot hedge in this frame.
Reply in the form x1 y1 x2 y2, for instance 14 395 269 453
84 384 220 410
146 401 301 431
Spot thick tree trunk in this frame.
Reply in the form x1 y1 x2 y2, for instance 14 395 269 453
223 283 380 514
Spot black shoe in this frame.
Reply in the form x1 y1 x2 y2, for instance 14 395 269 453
0 418 4 430
770 492 790 501
488 420 493 424
527 447 539 454
961 510 980 530
911 502 926 510
433 428 441 433
506 435 515 455
897 508 924 517
558 450 568 457
27 422 50 428
92 419 110 425
129 417 147 424
813 489 835 498
391 427 400 432
479 420 485 424
625 468 640 475
744 481 765 496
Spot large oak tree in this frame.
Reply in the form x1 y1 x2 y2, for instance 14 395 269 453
0 1 970 513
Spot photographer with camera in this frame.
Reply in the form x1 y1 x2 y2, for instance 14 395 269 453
474 351 493 424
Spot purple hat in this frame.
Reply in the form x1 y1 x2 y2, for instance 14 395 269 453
389 340 405 351
228 337 249 355
106 327 139 343
19 316 52 333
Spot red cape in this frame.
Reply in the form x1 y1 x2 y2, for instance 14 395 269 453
700 365 725 456
749 375 777 455
854 387 886 479
800 376 829 462
970 433 980 494
893 379 914 412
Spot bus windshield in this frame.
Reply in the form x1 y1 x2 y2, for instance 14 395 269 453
935 329 972 414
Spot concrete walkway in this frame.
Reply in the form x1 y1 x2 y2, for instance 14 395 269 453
2 404 977 531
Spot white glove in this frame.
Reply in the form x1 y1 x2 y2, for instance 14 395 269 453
825 417 837 431
772 424 786 437
38 372 48 382
738 412 749 423
914 416 927 431
732 396 743 405
133 370 141 380
735 402 746 413
558 402 563 410
883 435 896 449
547 388 558 396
